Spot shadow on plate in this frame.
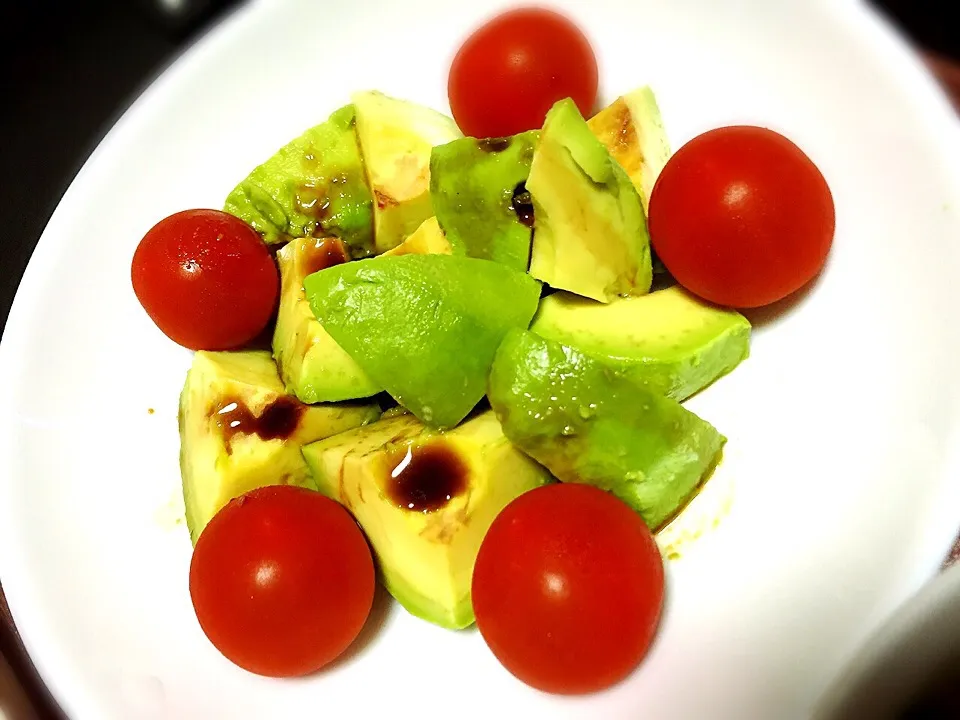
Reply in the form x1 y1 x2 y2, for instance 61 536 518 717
323 583 397 673
740 266 827 329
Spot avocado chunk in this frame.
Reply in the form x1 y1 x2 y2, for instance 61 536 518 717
531 286 751 401
179 351 380 543
382 216 453 257
488 330 724 530
352 91 462 253
429 132 538 270
301 410 552 629
223 105 374 256
588 86 671 214
273 236 382 403
527 98 652 303
303 254 541 429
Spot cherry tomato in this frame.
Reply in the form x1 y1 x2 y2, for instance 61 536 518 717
189 486 375 677
472 483 664 695
649 126 835 308
448 8 598 138
131 209 279 350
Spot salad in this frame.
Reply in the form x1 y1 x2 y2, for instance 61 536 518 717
130 7 834 695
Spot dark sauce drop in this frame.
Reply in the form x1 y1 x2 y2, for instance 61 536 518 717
477 137 511 153
385 443 468 513
303 237 350 276
295 184 331 220
213 396 305 453
374 189 398 210
510 182 535 228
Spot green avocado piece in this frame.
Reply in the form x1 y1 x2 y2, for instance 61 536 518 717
223 105 375 256
179 351 380 544
531 286 751 401
527 98 652 303
303 254 541 429
352 91 462 253
488 330 724 530
273 237 382 403
302 410 552 629
588 86 671 214
382 217 453 257
429 131 538 270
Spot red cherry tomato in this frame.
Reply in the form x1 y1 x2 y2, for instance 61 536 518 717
472 483 664 695
448 8 598 138
649 126 835 308
131 209 279 350
189 486 375 677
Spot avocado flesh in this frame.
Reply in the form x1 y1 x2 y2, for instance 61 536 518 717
527 98 652 303
382 216 453 257
223 105 374 256
430 132 538 270
588 86 671 214
302 411 552 629
303 254 541 429
352 91 462 253
273 237 382 403
531 286 751 401
488 331 724 530
179 351 380 543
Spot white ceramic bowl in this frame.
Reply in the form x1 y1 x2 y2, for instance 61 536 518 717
1 1 960 718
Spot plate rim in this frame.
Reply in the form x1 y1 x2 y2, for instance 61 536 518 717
2 1 960 717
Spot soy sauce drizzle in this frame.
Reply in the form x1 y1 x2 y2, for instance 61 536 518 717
477 137 512 153
510 182 535 228
213 396 304 454
385 443 468 513
302 237 349 276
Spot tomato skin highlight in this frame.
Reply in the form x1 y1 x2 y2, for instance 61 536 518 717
448 8 598 138
649 126 835 309
131 209 279 350
471 483 665 695
189 486 375 678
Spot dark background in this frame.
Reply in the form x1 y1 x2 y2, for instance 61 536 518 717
0 1 957 718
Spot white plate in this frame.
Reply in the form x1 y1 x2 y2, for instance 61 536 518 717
2 0 959 718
